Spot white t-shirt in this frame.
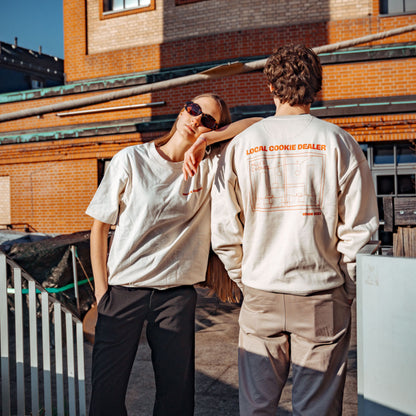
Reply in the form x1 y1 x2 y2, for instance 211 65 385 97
86 142 222 289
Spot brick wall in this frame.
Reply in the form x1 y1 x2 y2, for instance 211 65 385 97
0 133 151 233
329 114 416 142
0 0 414 233
322 59 416 100
87 0 371 55
0 159 97 234
64 0 416 83
87 0 163 54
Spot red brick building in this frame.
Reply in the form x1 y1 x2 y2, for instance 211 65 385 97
0 0 415 245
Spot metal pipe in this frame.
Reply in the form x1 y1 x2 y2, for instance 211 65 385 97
56 100 165 116
0 253 10 416
70 245 80 314
29 280 39 415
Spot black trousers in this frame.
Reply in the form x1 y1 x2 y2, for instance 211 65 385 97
89 285 197 416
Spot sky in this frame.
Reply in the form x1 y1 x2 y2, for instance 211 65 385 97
0 0 64 58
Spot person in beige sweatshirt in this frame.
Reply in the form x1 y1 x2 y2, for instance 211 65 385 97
211 45 379 416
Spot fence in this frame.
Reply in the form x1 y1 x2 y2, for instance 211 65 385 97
0 252 86 416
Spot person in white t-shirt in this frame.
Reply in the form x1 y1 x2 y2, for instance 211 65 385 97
86 93 260 416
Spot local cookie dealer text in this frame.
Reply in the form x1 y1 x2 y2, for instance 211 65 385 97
246 143 326 155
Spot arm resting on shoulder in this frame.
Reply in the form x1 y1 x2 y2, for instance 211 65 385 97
183 117 262 179
90 219 111 304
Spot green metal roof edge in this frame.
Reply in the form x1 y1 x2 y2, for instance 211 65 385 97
0 72 150 104
0 124 128 144
318 43 416 56
0 117 176 145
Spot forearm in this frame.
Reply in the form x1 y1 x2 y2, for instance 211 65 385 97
212 243 243 289
337 161 379 298
211 147 244 288
90 219 111 302
202 117 262 146
183 117 262 180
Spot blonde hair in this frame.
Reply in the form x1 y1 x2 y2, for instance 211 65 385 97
155 93 231 147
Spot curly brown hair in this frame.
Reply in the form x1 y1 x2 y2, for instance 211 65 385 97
264 44 322 106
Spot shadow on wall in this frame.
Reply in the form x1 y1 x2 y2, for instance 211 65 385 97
152 1 331 118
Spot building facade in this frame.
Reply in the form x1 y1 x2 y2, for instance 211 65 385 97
0 40 64 94
0 0 415 245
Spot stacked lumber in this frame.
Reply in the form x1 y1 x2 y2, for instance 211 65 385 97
393 227 416 257
384 196 416 257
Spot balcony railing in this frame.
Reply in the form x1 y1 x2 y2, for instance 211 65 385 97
0 252 86 416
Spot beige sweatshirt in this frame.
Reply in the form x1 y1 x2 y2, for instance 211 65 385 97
211 115 379 298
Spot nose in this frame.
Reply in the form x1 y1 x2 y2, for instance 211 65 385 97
190 114 202 126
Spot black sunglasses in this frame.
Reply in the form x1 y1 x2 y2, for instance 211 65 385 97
184 101 219 130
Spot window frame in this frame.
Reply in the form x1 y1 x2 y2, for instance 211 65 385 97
30 78 44 90
101 0 155 19
175 0 208 5
365 141 416 246
379 0 416 15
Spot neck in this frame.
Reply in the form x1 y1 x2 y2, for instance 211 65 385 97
157 133 191 162
274 100 310 116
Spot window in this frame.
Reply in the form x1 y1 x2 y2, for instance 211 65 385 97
97 159 112 185
31 78 44 89
103 0 154 14
0 176 11 226
380 0 416 14
365 141 416 246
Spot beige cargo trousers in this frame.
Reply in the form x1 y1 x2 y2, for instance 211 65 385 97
238 285 351 416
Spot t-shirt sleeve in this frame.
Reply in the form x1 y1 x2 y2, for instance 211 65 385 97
85 150 130 225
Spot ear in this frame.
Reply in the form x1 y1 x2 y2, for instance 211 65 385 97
268 84 274 92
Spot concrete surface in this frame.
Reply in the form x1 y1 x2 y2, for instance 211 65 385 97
84 287 358 415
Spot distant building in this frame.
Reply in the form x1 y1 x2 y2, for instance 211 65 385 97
0 0 415 246
0 40 64 94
